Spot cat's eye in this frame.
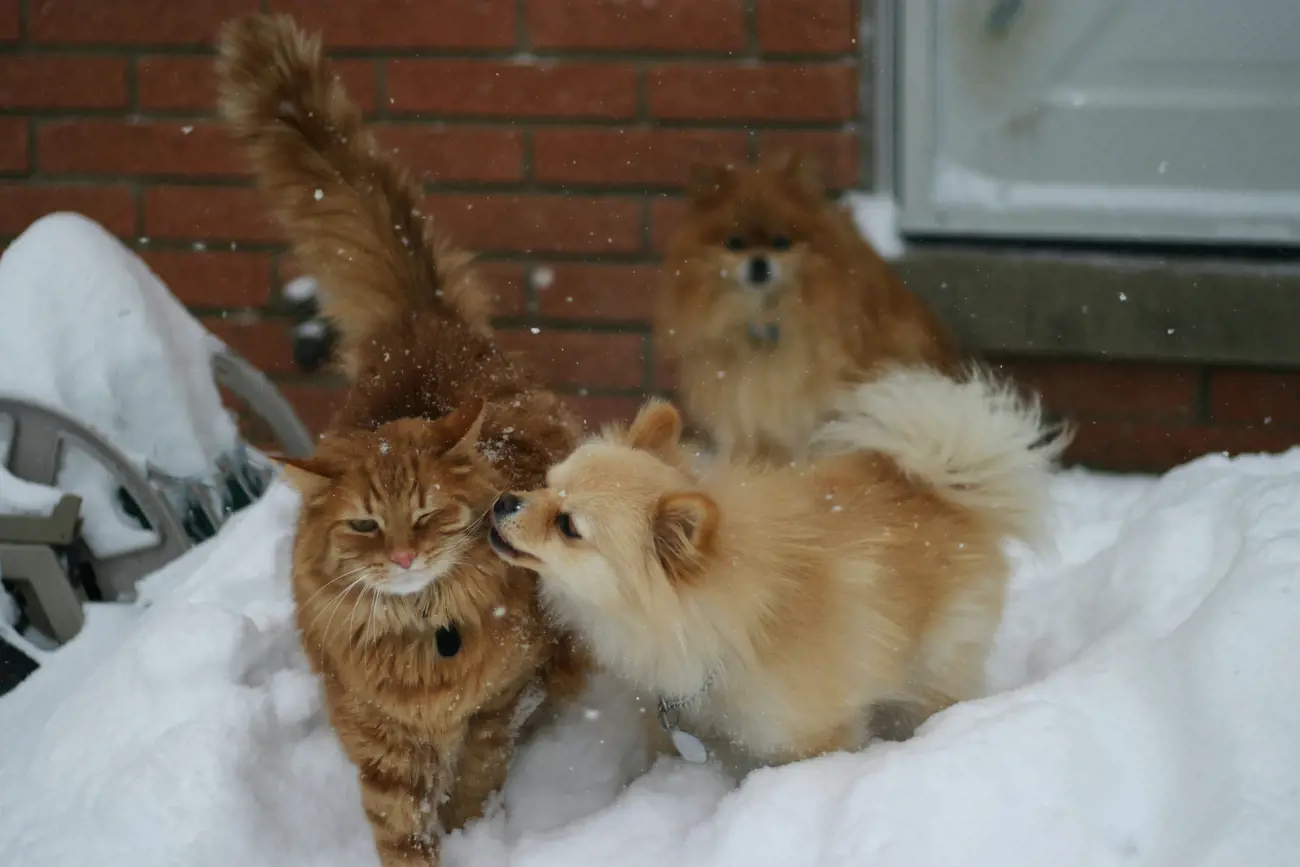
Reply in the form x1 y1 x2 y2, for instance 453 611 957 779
770 235 792 250
724 235 747 252
347 518 379 533
555 512 581 540
413 511 437 528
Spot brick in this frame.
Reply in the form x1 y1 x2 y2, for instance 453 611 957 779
1067 420 1300 474
28 0 258 45
652 350 678 391
475 262 529 318
0 56 128 109
649 196 687 253
38 121 244 177
0 118 27 173
560 393 644 432
137 55 377 113
140 251 273 307
497 329 645 390
757 0 857 54
533 129 748 187
993 359 1199 422
143 187 278 243
205 317 297 375
387 60 637 119
758 131 860 190
648 63 856 121
1208 369 1300 425
268 0 516 49
0 184 135 236
275 255 529 319
424 194 642 254
375 125 523 184
276 381 344 434
0 0 18 41
526 0 744 52
535 263 658 322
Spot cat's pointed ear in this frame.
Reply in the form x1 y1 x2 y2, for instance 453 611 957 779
687 162 735 207
767 148 822 197
624 399 683 461
653 491 719 584
441 396 487 472
271 455 335 496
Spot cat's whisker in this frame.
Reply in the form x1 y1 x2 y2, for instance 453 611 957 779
307 570 366 633
365 585 382 642
397 594 418 628
466 490 506 532
319 574 370 644
342 581 372 643
300 564 370 611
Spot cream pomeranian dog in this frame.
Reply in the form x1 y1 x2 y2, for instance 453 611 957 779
488 366 1067 773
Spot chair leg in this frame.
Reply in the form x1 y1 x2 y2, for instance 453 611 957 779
0 543 84 643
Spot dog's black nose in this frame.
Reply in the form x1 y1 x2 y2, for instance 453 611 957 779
493 493 523 519
747 256 771 284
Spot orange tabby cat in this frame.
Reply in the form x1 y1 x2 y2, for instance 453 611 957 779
217 15 586 867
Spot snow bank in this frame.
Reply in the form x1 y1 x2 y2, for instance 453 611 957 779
0 213 240 554
3 453 1300 867
844 192 905 260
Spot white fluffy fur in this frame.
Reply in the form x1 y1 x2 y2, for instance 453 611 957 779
812 365 1070 544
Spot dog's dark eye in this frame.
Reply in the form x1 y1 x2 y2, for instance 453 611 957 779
770 235 792 250
348 518 379 533
555 512 581 540
724 236 747 252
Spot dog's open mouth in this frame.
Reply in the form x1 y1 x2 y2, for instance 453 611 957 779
489 525 535 564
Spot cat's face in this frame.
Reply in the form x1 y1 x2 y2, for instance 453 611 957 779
280 398 500 599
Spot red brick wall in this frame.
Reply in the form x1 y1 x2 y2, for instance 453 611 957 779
0 0 1294 474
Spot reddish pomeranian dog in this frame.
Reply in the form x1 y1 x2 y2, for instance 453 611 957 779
656 152 958 462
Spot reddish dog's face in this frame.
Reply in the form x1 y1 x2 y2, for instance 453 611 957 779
661 151 841 344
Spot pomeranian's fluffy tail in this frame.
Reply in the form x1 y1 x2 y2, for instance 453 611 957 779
812 366 1071 543
215 14 490 373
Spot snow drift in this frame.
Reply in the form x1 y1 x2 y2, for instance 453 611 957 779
0 213 240 554
2 448 1299 866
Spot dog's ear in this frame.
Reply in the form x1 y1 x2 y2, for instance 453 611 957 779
625 399 683 461
768 148 822 197
687 162 735 206
271 455 336 497
440 396 487 474
653 491 719 584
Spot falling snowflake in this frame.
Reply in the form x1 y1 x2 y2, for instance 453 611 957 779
531 267 555 290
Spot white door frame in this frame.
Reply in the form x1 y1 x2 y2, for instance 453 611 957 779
882 0 1300 247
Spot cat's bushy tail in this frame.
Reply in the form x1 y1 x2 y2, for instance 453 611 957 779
215 13 490 374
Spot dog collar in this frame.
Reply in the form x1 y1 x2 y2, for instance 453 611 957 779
655 669 719 764
746 321 780 346
657 697 710 764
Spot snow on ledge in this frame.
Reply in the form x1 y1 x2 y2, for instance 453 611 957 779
844 191 905 260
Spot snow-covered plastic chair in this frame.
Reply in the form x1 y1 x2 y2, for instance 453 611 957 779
0 213 313 645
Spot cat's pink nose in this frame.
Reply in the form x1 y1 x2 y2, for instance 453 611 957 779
389 551 415 570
